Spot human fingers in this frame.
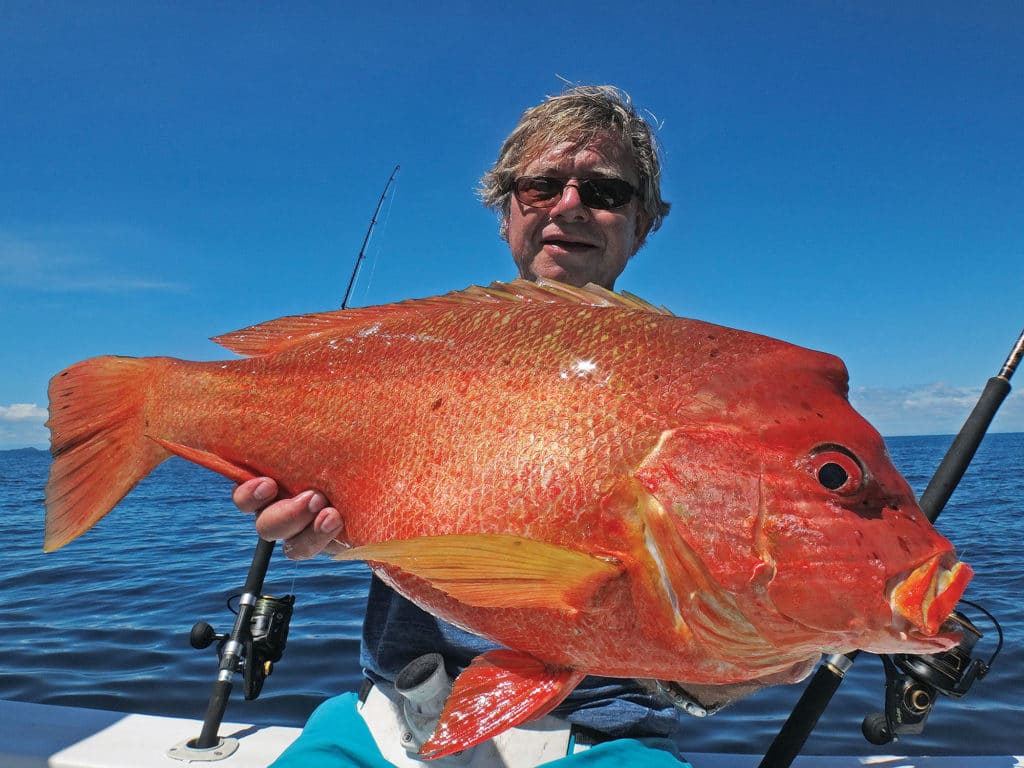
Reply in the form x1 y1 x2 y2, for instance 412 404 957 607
249 489 323 541
232 477 279 514
278 501 346 561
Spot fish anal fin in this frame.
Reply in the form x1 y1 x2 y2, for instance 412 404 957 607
420 650 585 759
147 437 260 485
335 534 624 612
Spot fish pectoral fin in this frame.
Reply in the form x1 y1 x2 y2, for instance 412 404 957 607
146 438 260 485
334 534 624 612
420 649 586 759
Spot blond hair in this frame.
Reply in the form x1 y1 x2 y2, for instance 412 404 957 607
479 85 670 242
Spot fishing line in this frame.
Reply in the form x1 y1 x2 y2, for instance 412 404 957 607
358 178 399 307
287 556 300 598
342 164 400 309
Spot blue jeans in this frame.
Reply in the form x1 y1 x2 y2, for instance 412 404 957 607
271 692 692 767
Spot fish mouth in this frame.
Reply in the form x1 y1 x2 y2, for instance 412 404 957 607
888 553 973 637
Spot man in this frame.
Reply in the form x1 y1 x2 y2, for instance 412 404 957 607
236 86 688 767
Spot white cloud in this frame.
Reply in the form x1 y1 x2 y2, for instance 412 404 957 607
0 402 49 449
851 383 1024 437
0 403 47 421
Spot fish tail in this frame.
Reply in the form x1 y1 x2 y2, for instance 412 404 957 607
44 356 169 552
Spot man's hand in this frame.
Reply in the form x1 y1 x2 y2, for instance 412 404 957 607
233 477 346 559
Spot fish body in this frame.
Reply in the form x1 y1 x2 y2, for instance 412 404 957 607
44 280 971 757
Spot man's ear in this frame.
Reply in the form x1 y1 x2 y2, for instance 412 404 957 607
633 212 653 251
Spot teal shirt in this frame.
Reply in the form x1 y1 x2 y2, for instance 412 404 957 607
271 692 693 768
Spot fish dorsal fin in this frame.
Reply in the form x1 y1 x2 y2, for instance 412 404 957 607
454 278 673 315
212 279 672 357
212 307 382 356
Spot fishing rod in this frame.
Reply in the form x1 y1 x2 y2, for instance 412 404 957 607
759 327 1023 768
918 329 1023 523
181 538 293 755
342 164 401 309
176 166 403 758
169 537 295 759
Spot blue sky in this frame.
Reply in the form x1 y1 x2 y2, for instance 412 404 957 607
1 2 1021 449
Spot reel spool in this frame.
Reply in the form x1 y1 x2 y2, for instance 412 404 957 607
862 603 1002 745
191 593 295 700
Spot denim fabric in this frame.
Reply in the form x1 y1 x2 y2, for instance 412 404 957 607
359 576 683 739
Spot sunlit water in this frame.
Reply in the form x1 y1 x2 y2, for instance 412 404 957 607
1 433 1021 756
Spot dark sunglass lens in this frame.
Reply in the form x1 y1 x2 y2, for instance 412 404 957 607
514 176 634 209
581 179 634 209
515 177 562 206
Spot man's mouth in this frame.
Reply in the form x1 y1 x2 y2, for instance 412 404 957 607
542 239 597 253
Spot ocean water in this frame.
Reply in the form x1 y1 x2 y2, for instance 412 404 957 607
1 433 1021 758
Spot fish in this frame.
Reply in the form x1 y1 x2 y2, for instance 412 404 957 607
43 279 973 758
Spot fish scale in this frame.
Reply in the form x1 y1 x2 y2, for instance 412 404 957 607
43 279 972 759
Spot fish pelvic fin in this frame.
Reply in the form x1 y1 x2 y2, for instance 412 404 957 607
335 534 624 613
420 650 586 759
44 356 168 552
212 279 672 357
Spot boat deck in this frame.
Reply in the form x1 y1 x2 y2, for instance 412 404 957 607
2 699 1020 768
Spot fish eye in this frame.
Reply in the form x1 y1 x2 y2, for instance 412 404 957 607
818 462 848 490
808 445 865 496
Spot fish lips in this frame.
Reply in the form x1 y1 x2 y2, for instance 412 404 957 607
887 553 974 641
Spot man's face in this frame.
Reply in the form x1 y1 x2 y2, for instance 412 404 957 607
506 134 651 290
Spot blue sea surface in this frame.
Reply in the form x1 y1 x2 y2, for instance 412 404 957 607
1 433 1021 757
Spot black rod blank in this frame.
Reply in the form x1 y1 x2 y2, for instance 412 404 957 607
919 329 1023 521
193 537 276 749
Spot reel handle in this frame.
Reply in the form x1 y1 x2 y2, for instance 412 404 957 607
189 621 226 650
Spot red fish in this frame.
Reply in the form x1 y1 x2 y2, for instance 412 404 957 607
44 280 972 758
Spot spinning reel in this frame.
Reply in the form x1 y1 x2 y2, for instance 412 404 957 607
861 601 1002 745
191 592 296 700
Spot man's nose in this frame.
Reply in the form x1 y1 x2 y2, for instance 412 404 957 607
548 182 590 220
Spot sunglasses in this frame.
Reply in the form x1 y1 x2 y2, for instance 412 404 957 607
512 176 637 211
